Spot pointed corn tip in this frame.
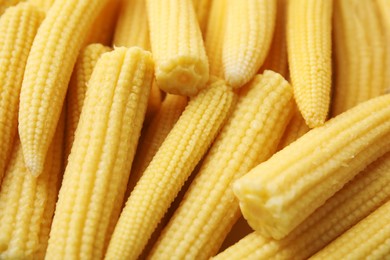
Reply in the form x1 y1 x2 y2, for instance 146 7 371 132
24 155 43 177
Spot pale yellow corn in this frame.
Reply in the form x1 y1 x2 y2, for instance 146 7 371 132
105 78 236 260
150 71 294 260
146 0 209 96
45 47 154 260
214 151 390 260
18 0 109 176
204 0 226 77
191 0 212 35
65 43 111 159
28 0 54 11
0 3 44 184
332 0 386 115
287 0 332 128
260 0 288 78
223 0 276 88
0 113 64 259
234 93 390 239
0 0 26 15
311 200 390 259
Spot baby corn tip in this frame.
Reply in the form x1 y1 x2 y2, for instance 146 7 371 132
23 154 43 177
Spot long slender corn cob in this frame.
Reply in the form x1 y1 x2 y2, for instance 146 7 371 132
223 0 276 88
287 0 332 128
311 200 390 259
18 0 109 176
204 0 226 78
105 78 236 260
191 0 212 35
233 93 390 239
146 0 209 96
0 0 26 15
214 151 390 260
0 3 44 184
28 0 54 11
149 71 294 260
65 43 111 159
45 47 154 260
332 0 386 116
0 113 64 259
260 0 288 78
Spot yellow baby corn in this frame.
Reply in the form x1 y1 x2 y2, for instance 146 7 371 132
0 3 44 184
191 0 212 35
214 151 390 260
287 0 332 128
0 0 26 15
65 43 111 159
18 0 108 176
0 114 64 259
146 0 209 96
105 78 235 260
332 0 386 115
234 93 390 240
28 0 54 11
311 200 390 259
150 71 294 260
45 47 154 260
223 0 276 88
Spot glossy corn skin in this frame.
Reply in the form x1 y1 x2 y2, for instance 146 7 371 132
18 0 108 176
105 78 236 260
223 0 276 88
234 93 390 239
0 3 44 184
215 151 390 260
191 0 212 34
46 47 154 260
150 71 294 260
311 200 390 259
146 0 209 96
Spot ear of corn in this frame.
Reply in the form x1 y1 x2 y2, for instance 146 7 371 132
149 71 294 260
191 0 212 35
311 200 390 259
105 78 236 260
234 93 390 240
65 43 111 160
18 0 109 177
332 0 386 116
215 151 390 260
223 0 277 88
0 0 27 15
146 0 209 96
0 3 44 184
287 0 332 128
0 112 64 259
45 47 154 260
27 0 54 11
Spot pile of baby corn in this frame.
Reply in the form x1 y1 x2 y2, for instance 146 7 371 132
0 0 389 259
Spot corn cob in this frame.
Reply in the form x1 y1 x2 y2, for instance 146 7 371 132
65 43 111 159
223 0 276 88
0 113 64 259
149 71 294 260
0 3 44 184
28 0 54 11
287 0 332 128
146 0 209 96
45 47 154 260
204 0 226 78
233 93 390 240
191 0 212 35
214 151 390 260
311 200 390 259
332 0 386 116
18 0 109 177
259 0 288 78
0 0 26 15
105 78 236 260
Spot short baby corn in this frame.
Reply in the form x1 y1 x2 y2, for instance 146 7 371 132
223 0 276 88
105 78 235 260
18 0 108 176
0 3 43 184
45 47 154 260
311 200 390 259
214 151 390 260
146 0 209 96
234 93 390 239
149 71 294 260
287 0 332 128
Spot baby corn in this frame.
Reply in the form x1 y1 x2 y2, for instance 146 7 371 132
234 93 390 239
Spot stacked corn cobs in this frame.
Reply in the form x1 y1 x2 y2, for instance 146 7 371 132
0 0 389 259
